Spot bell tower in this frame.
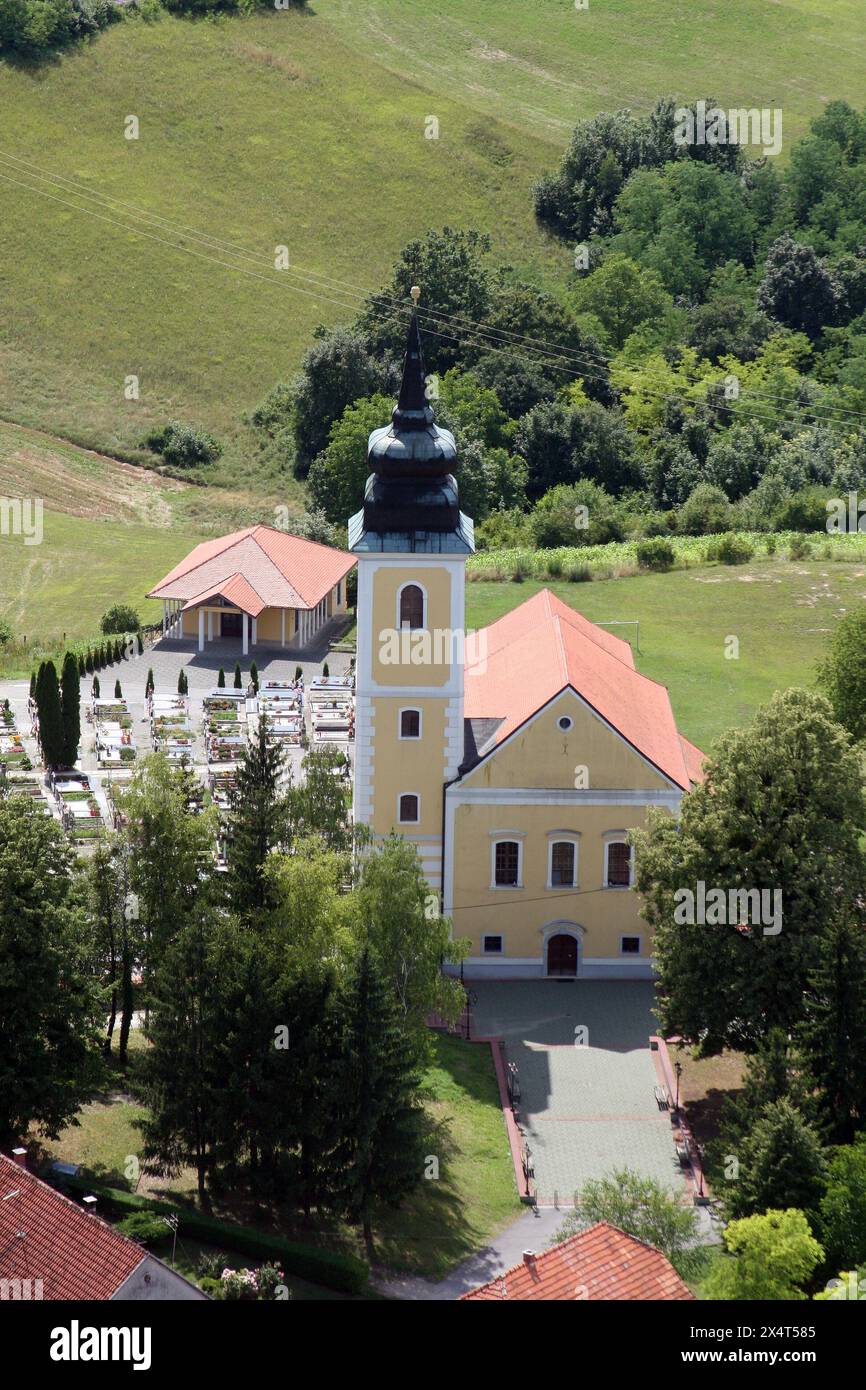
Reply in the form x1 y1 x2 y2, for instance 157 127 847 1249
349 294 474 894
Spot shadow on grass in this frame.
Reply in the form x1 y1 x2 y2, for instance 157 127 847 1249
684 1085 742 1150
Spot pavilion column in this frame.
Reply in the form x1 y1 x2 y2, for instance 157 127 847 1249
198 609 205 653
281 609 285 647
242 612 249 657
207 609 213 641
252 617 257 645
162 600 167 638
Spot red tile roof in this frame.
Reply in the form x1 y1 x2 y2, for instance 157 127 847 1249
464 590 703 791
0 1154 144 1300
460 1222 695 1301
181 572 266 618
148 525 355 611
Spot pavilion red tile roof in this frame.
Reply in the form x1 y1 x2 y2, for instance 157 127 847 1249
0 1154 145 1300
460 1222 695 1301
181 571 266 618
148 525 355 612
463 590 704 791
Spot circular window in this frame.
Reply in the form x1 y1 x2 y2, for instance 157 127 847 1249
558 716 573 732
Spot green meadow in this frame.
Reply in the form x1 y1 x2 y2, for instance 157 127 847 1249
0 0 862 475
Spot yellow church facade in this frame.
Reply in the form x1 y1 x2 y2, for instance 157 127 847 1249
350 310 703 979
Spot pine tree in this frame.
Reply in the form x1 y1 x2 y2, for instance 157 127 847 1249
138 913 219 1204
799 910 866 1143
225 714 285 917
217 667 225 689
233 662 243 689
36 660 65 769
332 948 427 1251
728 1098 827 1220
60 651 81 768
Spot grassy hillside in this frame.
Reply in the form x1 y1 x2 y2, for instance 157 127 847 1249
0 419 290 672
0 1 862 477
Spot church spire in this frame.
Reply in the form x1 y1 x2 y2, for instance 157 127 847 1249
392 288 433 431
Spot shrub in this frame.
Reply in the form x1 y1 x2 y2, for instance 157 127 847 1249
789 534 813 561
197 1250 228 1279
545 554 563 578
774 487 835 534
567 562 592 583
708 532 755 565
0 619 12 646
636 537 675 571
679 483 732 536
101 605 140 635
143 421 222 469
115 1212 172 1247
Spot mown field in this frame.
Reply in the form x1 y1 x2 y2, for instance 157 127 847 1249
465 552 861 751
0 0 862 478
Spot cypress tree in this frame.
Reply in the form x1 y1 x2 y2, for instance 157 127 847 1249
294 666 302 682
145 668 155 700
28 671 35 699
60 650 81 768
85 649 93 675
332 948 427 1251
323 661 330 678
36 660 65 769
249 661 259 693
77 653 85 678
137 632 144 655
114 680 122 700
92 676 100 699
217 667 225 689
177 669 188 696
233 662 242 689
113 639 122 664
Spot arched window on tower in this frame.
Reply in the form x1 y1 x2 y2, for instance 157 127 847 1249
399 584 424 630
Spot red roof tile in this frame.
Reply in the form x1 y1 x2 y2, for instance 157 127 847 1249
460 1222 695 1301
181 572 266 618
464 590 703 791
148 525 355 611
0 1154 144 1300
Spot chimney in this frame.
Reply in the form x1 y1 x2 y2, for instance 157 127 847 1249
83 1195 98 1214
523 1250 536 1267
11 1147 27 1168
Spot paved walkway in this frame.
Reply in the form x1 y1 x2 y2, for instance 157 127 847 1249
470 982 686 1205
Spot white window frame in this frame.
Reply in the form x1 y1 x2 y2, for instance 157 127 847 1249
397 791 421 825
482 933 505 956
556 714 574 732
397 581 427 631
547 836 579 890
603 836 634 889
490 835 524 890
620 934 642 956
398 707 423 740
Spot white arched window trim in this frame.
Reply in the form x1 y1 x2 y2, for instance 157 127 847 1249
547 836 579 889
397 581 427 631
490 835 524 890
398 707 423 740
603 836 634 889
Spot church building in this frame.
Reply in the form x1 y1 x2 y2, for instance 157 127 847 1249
350 304 705 980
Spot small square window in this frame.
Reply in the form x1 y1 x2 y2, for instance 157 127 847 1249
621 936 641 955
483 935 503 955
400 709 421 738
399 793 419 823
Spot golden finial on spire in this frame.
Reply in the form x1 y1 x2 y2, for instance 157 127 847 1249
410 285 420 306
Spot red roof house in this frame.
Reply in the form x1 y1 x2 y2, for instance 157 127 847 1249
460 1222 695 1301
147 524 355 654
0 1152 206 1301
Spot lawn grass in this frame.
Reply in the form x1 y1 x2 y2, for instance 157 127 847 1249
672 1044 747 1153
464 553 860 750
1 3 860 475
